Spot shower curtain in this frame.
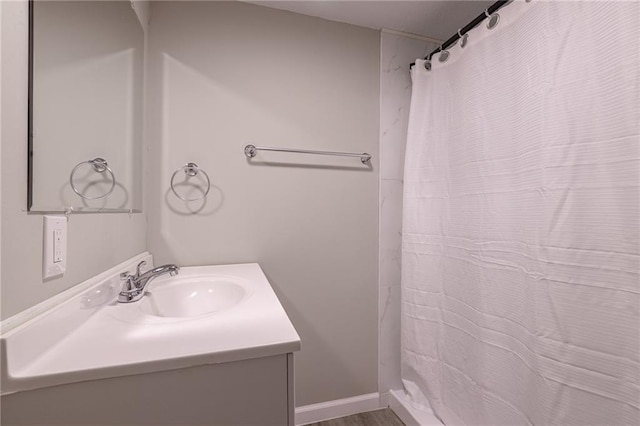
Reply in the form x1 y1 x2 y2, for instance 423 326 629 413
401 1 639 425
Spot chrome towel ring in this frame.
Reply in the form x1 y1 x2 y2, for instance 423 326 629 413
69 158 116 200
170 163 211 202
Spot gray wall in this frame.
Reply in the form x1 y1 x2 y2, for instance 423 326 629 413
146 1 380 406
1 0 146 319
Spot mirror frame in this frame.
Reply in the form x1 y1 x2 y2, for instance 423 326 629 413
27 0 34 210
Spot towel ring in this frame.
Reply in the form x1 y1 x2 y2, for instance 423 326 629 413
170 163 211 202
69 158 116 200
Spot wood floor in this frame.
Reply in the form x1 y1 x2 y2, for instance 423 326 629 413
306 408 405 426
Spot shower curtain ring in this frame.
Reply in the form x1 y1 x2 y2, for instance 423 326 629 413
458 29 469 48
485 9 500 29
438 43 450 63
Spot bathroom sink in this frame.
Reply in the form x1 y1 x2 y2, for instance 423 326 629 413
140 275 249 317
1 261 300 397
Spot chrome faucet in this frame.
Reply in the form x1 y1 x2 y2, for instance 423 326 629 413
118 261 180 303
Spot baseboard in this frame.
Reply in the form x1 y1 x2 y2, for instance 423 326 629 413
389 389 442 426
295 392 382 425
379 391 390 408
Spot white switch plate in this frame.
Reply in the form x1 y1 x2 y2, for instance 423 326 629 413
43 215 67 280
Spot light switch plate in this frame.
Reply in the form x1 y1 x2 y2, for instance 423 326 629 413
43 215 67 280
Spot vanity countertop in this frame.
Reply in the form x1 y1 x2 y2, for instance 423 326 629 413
1 259 300 395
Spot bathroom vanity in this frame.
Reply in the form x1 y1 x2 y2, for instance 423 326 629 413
0 255 300 425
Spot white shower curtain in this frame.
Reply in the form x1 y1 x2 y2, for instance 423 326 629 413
401 1 639 425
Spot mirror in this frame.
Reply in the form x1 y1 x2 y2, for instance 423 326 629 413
28 0 145 212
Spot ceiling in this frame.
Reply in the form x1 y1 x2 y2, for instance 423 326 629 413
245 1 495 41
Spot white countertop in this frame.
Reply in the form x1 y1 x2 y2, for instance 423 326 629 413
1 261 300 395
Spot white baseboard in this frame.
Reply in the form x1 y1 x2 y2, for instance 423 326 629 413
296 392 382 425
379 391 390 408
389 389 442 426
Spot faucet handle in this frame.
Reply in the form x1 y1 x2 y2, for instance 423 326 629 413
119 272 135 291
135 261 147 278
170 265 180 277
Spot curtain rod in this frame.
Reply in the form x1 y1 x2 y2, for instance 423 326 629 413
410 0 511 69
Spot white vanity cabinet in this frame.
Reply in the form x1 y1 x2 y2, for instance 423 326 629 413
1 258 300 426
2 353 295 425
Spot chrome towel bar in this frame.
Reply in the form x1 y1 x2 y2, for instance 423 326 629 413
244 144 372 164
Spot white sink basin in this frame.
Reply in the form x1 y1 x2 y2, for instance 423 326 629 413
140 275 249 317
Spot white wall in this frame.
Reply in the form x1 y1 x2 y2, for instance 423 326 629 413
1 0 146 320
378 30 437 399
146 1 379 406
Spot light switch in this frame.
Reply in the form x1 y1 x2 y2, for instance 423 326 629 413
43 215 67 279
